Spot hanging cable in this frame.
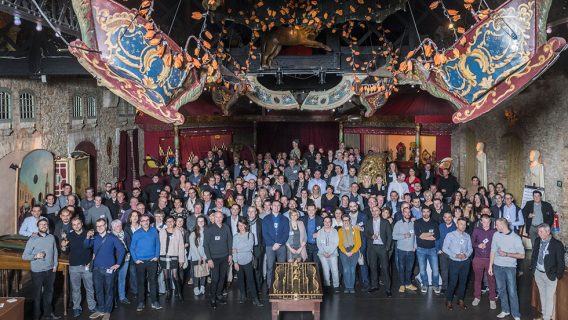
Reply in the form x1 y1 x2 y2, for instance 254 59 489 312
167 0 183 36
407 0 423 47
30 0 69 46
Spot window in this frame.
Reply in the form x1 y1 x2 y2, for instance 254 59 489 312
72 95 83 119
87 96 97 118
19 92 35 120
0 90 11 121
118 98 136 116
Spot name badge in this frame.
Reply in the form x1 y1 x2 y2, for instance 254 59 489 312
293 170 298 174
459 239 465 245
544 250 549 255
505 215 510 220
106 268 113 274
358 222 364 226
289 231 294 236
483 238 489 244
85 265 90 272
429 229 434 233
157 189 161 193
99 215 105 218
214 236 221 241
274 223 279 229
409 230 414 234
321 240 326 244
316 226 321 230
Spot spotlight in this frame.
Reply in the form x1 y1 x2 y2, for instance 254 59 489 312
9 163 19 171
14 15 21 26
546 26 552 34
35 22 43 32
249 100 253 104
448 22 454 30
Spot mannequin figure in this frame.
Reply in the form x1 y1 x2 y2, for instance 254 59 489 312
476 142 487 188
290 139 301 160
529 150 545 187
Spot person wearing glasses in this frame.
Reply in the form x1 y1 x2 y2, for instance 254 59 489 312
84 218 125 320
338 214 362 293
130 214 162 312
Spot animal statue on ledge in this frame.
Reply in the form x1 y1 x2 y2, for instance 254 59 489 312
261 26 331 68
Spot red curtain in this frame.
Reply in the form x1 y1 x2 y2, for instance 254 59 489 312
257 122 339 155
179 135 213 161
436 135 452 159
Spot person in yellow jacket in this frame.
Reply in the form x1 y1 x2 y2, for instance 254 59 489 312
338 215 362 293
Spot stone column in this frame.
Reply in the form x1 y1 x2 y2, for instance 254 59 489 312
253 121 257 154
173 125 180 166
339 121 344 143
415 123 421 164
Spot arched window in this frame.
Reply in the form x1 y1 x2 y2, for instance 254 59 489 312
19 92 35 120
87 96 97 118
0 89 11 121
72 95 83 119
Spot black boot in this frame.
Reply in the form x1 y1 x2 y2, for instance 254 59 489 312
174 285 183 301
165 279 172 301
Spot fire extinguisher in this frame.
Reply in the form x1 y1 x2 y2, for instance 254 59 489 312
552 212 560 233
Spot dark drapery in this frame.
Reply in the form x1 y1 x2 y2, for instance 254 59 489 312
132 129 140 180
257 122 339 155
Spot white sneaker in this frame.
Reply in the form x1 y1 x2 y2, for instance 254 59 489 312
200 286 205 295
490 301 497 310
194 287 200 296
496 312 510 318
89 311 104 319
513 318 520 320
472 298 480 306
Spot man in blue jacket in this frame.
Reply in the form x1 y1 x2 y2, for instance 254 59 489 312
301 204 324 266
130 214 161 312
83 218 125 320
262 201 290 290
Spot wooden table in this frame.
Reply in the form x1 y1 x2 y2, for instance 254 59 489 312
531 270 568 320
269 262 323 320
0 297 24 320
0 250 69 316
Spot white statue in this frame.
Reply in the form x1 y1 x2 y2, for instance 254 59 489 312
529 150 545 188
476 142 487 188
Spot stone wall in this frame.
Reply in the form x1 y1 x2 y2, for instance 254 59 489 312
451 69 568 242
0 77 137 234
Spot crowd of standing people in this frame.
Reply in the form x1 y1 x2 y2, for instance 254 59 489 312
19 140 565 320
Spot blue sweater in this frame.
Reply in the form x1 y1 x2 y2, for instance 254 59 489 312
262 213 290 247
436 222 457 252
84 232 125 268
130 227 160 261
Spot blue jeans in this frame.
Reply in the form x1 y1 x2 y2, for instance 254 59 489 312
92 267 116 313
358 240 370 287
128 259 138 295
117 260 129 300
265 245 287 288
396 249 415 286
493 265 520 318
416 247 439 287
339 251 359 289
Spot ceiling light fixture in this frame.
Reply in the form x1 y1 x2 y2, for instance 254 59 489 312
14 15 22 26
35 22 43 31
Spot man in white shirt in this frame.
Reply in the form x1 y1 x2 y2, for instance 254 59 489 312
19 205 43 236
387 173 409 199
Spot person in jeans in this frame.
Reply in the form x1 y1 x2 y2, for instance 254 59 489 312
84 218 125 320
392 206 417 293
531 223 565 320
232 217 263 306
262 201 290 290
443 218 473 310
338 214 362 293
471 214 497 309
316 216 340 293
189 215 207 296
130 214 162 312
414 207 441 293
488 218 525 320
22 217 60 320
437 212 456 293
110 219 132 305
60 216 95 317
203 211 233 309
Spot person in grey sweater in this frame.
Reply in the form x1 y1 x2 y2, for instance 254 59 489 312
84 196 113 229
392 207 417 293
232 217 263 306
316 216 340 291
189 215 207 296
22 217 60 320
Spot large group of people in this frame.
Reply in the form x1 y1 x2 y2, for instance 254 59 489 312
19 141 565 320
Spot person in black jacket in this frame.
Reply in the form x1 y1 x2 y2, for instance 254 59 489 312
419 163 436 191
523 191 555 248
437 168 459 203
247 206 264 293
203 211 233 309
531 223 565 320
364 206 393 296
301 204 324 265
490 194 505 220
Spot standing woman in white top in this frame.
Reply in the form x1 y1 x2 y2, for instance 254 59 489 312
189 216 207 296
317 216 340 292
